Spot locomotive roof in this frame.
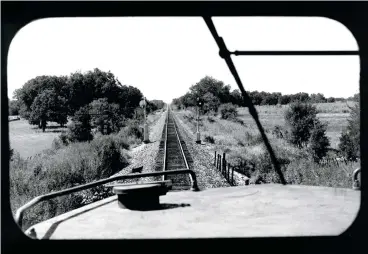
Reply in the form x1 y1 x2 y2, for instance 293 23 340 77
25 184 360 239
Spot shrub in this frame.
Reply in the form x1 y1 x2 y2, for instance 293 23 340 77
204 135 215 144
90 135 127 178
10 135 129 230
284 102 318 148
308 121 330 163
51 137 63 150
339 102 360 161
59 132 70 145
123 119 144 138
272 125 284 139
219 103 238 120
207 116 216 123
68 106 93 142
233 118 245 126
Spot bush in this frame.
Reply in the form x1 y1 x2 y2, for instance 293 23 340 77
233 118 245 126
207 116 216 123
272 125 284 139
308 121 330 163
68 106 93 142
339 102 360 161
284 102 318 148
59 132 70 145
219 103 238 120
113 119 144 148
204 135 215 144
51 137 63 150
10 135 129 230
90 135 128 178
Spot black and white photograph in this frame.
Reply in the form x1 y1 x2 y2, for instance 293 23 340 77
7 15 361 239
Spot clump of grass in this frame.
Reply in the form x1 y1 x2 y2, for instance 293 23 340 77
207 116 216 123
204 135 215 144
284 159 359 188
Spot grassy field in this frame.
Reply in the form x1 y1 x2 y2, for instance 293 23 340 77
174 101 359 188
9 111 163 159
9 120 69 159
236 101 355 149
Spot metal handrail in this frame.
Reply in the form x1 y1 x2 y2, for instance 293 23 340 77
15 168 200 228
352 168 361 190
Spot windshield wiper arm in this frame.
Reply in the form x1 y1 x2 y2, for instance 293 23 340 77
203 16 287 185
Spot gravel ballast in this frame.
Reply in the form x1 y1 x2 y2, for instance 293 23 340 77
172 112 230 190
108 108 230 191
107 110 167 185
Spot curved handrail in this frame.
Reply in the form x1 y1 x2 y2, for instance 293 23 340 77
15 168 200 229
352 168 361 190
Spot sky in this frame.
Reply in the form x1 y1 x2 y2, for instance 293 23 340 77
7 17 360 103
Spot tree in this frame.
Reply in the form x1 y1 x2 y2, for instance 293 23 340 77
9 99 20 116
230 89 243 106
15 76 68 119
261 93 280 106
284 102 319 148
326 97 335 103
189 76 231 104
249 91 263 105
290 92 310 103
338 102 360 161
68 106 93 142
150 100 165 110
29 89 68 131
181 92 196 108
278 95 291 105
353 93 360 102
219 103 238 120
117 85 143 118
89 98 123 135
310 93 327 103
309 121 330 163
202 92 221 114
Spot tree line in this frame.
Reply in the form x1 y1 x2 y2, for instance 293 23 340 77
172 75 360 162
172 76 358 110
9 68 165 133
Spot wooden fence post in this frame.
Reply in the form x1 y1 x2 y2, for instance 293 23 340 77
222 153 226 175
218 155 221 171
231 166 234 186
228 163 231 181
214 151 217 166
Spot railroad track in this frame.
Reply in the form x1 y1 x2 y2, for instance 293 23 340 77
155 107 193 191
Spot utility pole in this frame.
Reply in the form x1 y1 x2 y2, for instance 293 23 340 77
196 97 201 144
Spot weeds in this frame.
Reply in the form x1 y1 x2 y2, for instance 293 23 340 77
204 135 215 144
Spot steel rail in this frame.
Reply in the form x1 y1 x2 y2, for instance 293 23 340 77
172 111 190 170
170 110 195 186
15 168 200 229
162 105 169 181
163 107 193 187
